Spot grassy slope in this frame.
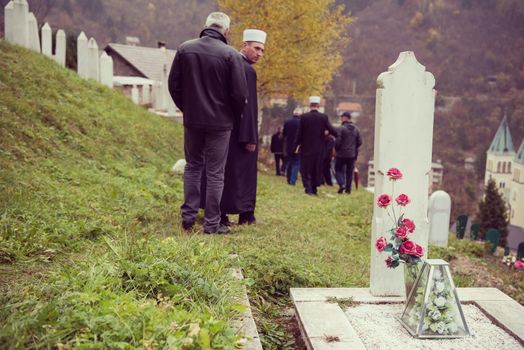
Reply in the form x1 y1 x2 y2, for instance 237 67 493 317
1 41 522 350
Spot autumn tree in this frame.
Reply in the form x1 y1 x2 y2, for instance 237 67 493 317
217 0 352 100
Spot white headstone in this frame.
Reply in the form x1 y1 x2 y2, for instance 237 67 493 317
171 159 186 174
41 22 52 58
131 84 139 104
428 191 451 247
77 32 88 78
26 12 40 52
370 52 436 297
86 37 99 81
12 0 29 47
99 51 113 88
142 84 151 104
54 30 66 67
153 81 164 110
4 1 14 43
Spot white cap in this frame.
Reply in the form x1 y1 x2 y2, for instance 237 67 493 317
309 96 321 104
243 29 267 44
293 107 302 115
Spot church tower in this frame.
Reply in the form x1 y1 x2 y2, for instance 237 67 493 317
484 115 516 201
510 140 524 227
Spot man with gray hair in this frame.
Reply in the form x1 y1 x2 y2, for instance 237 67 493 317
169 12 248 234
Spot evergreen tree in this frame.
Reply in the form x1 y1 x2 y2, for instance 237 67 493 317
477 178 509 246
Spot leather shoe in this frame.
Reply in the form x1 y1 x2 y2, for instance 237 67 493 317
182 221 194 230
204 225 231 234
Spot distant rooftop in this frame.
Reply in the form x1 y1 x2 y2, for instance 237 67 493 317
105 43 176 82
488 115 515 155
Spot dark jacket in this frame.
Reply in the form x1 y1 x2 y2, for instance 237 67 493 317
270 132 284 154
335 121 362 158
283 115 300 157
168 28 248 130
295 110 338 156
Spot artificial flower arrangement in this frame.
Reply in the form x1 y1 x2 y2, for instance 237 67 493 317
406 268 461 335
502 254 524 270
374 167 424 279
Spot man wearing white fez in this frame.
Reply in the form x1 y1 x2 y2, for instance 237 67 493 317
220 29 266 226
294 96 338 195
168 12 248 234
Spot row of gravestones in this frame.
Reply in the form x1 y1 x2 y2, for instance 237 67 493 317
4 0 113 88
455 214 524 258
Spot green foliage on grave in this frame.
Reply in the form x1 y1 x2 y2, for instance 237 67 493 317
476 179 509 246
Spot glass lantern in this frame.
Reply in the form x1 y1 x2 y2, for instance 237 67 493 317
400 259 470 338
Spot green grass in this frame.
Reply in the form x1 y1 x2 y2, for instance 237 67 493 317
2 40 522 350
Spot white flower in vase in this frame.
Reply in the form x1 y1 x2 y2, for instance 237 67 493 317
435 281 445 293
434 296 447 308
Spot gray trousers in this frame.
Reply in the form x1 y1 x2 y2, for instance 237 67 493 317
181 127 231 231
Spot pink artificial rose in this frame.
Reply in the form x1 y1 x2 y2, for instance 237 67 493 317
385 256 394 268
375 236 388 252
399 240 418 255
395 194 410 206
402 218 416 233
415 244 425 257
386 168 403 180
395 226 408 239
514 261 524 270
377 194 392 208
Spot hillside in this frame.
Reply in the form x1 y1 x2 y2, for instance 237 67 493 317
0 41 522 349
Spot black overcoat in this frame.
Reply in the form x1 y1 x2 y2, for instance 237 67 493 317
295 110 338 190
220 56 259 214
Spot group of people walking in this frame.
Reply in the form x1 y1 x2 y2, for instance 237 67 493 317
169 11 362 234
271 102 362 196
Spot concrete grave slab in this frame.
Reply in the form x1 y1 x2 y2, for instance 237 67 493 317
291 288 524 349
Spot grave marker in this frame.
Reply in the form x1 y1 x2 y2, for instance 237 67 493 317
428 190 451 247
54 30 66 67
370 52 436 296
41 22 52 58
99 51 113 88
4 1 14 43
26 12 40 52
12 0 29 48
86 37 99 81
77 32 88 78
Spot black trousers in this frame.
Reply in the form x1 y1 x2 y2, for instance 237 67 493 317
181 127 231 231
335 157 356 193
274 153 284 175
322 157 333 186
301 154 322 194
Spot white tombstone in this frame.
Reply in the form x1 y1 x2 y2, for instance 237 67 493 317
142 84 151 104
428 191 451 247
41 22 52 58
99 51 113 88
131 85 140 104
171 159 186 174
12 0 29 47
370 52 436 297
153 81 164 110
77 32 88 78
26 12 40 52
54 30 66 67
86 37 99 81
4 1 14 43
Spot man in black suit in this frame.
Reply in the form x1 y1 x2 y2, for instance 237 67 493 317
294 96 338 195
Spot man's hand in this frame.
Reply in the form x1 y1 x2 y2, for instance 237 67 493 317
245 144 256 152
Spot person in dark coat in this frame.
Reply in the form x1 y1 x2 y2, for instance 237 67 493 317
283 108 301 185
270 127 285 176
168 12 248 234
322 130 335 186
220 29 267 226
294 96 338 195
334 112 362 194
